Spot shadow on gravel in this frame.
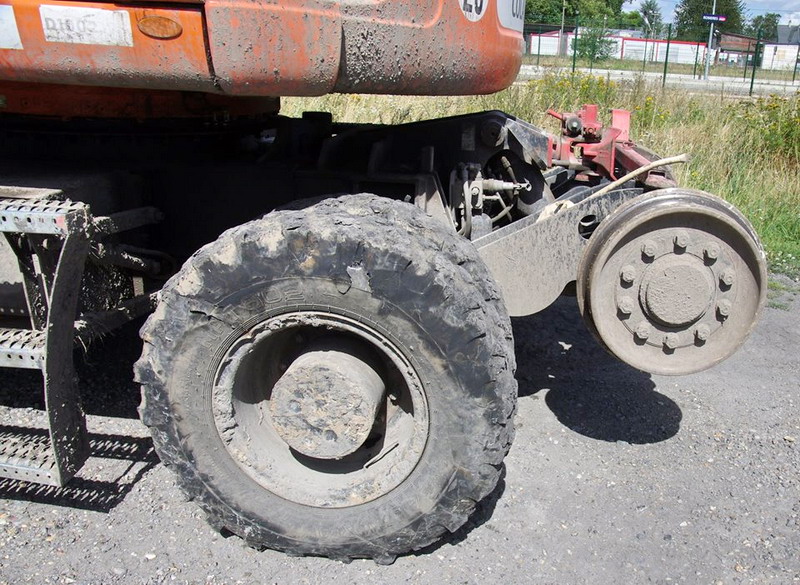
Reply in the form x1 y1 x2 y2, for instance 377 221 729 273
0 321 156 511
0 427 157 512
0 321 145 420
513 296 682 444
75 320 146 419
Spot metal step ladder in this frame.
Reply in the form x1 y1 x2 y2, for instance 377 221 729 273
0 192 161 486
0 196 91 485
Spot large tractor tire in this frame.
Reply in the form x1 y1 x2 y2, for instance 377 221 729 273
135 195 517 562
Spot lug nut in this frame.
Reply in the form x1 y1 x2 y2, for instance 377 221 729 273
634 321 651 340
717 300 732 319
641 240 657 259
720 269 735 287
663 333 680 350
704 242 720 262
620 264 636 284
695 324 711 342
618 296 635 315
673 231 690 250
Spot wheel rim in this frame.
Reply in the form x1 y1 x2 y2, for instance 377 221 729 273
578 189 767 376
211 311 429 508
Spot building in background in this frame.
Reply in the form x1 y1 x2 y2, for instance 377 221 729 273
525 25 800 72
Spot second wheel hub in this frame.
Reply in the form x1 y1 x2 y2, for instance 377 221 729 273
270 346 385 459
640 255 715 328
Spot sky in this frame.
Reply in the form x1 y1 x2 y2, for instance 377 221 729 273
652 0 800 25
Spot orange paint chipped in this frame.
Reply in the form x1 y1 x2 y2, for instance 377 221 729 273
0 81 280 118
0 0 213 91
0 0 524 98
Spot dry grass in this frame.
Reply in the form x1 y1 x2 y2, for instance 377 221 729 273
283 73 800 277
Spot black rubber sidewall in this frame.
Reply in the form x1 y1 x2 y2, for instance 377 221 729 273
139 196 515 558
163 276 495 553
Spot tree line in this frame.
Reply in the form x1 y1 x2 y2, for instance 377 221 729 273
525 0 782 42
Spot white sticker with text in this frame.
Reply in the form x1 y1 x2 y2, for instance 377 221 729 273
40 5 133 47
498 0 524 32
459 0 488 23
0 5 23 50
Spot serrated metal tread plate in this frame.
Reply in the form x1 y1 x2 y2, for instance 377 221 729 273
0 428 58 485
0 327 45 369
0 197 88 235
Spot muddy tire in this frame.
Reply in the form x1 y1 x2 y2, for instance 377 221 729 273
135 195 516 562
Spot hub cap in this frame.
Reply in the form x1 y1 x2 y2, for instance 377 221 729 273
270 347 386 460
212 312 428 508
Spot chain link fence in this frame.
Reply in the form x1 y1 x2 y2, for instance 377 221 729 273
523 21 800 94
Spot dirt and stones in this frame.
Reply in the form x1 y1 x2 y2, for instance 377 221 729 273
0 284 797 584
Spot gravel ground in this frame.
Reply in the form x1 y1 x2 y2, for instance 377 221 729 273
0 279 797 585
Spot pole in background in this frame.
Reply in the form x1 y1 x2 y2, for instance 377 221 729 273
793 44 799 84
537 30 542 66
662 24 672 88
703 0 717 80
642 16 650 72
560 0 566 56
572 13 579 73
749 29 761 96
743 44 750 81
693 44 700 77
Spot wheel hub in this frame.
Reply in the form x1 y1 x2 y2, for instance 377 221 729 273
270 348 385 459
639 255 714 328
211 311 428 508
577 189 767 375
615 233 733 351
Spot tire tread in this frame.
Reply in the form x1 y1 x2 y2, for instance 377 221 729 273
135 194 517 561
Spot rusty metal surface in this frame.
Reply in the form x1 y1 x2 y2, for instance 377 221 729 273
0 0 214 91
270 348 385 460
1 0 522 97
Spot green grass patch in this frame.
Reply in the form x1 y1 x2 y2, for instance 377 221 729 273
283 72 800 277
767 276 800 310
768 279 799 293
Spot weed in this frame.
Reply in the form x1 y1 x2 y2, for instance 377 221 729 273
283 74 800 276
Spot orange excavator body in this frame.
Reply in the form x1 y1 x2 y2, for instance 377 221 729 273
0 0 524 116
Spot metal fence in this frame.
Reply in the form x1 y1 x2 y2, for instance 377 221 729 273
525 25 800 93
